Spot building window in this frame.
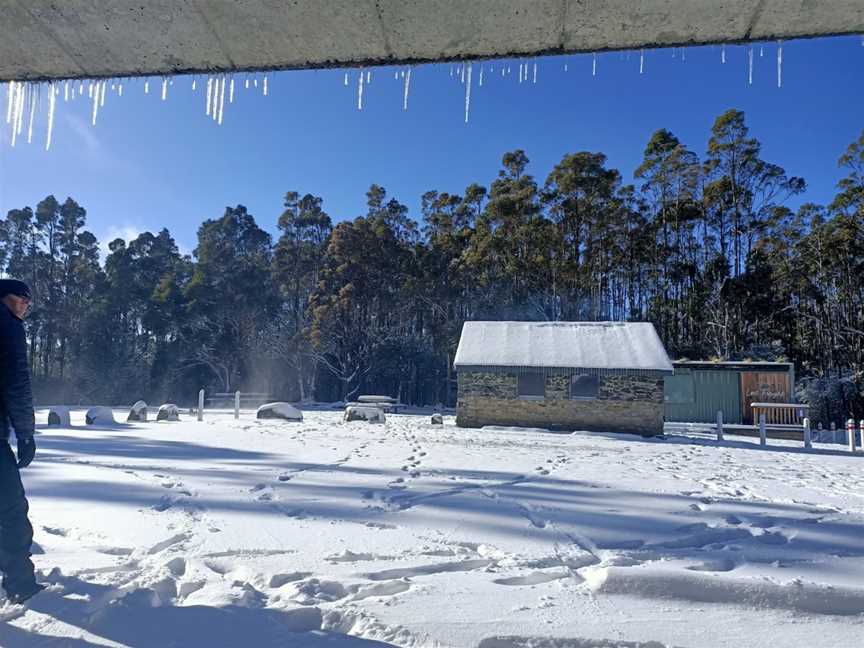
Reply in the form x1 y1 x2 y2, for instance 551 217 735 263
517 373 545 399
570 374 599 399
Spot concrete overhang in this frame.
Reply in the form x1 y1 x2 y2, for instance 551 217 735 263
2 0 863 82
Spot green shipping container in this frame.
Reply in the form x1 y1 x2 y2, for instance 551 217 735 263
664 368 743 424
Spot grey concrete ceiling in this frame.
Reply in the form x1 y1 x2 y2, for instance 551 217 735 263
2 0 863 82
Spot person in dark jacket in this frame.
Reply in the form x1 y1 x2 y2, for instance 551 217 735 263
0 279 44 604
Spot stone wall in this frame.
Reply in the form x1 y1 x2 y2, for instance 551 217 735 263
456 370 665 435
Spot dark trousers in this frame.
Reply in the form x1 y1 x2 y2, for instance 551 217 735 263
0 442 35 595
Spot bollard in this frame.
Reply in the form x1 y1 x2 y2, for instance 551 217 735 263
817 422 823 443
847 419 856 452
198 389 204 422
831 421 837 444
803 417 811 449
234 390 241 420
859 420 864 453
716 410 724 442
759 413 767 447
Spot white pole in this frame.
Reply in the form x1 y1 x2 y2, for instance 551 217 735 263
847 419 856 453
716 410 724 442
198 389 204 421
759 413 767 447
859 420 864 453
235 390 241 420
803 417 811 449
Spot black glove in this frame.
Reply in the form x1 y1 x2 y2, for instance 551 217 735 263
17 437 35 468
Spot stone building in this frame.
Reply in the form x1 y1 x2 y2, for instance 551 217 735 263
454 321 673 435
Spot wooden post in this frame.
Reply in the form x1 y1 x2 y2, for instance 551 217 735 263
234 390 241 420
759 413 767 447
803 417 811 449
847 419 856 452
198 389 204 422
716 410 724 442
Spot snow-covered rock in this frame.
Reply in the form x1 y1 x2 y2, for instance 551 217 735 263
47 406 71 426
156 403 180 422
85 406 116 425
256 402 303 421
343 405 385 423
127 400 148 422
430 413 443 425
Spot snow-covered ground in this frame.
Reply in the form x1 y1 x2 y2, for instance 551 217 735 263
4 409 864 647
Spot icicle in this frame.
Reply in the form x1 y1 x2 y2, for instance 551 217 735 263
592 52 597 76
63 81 69 102
533 61 537 83
464 63 472 123
682 49 686 62
721 44 726 64
518 63 523 83
639 49 644 74
111 83 116 92
672 47 676 58
357 69 364 110
365 70 370 84
777 40 783 88
27 87 36 143
229 77 234 103
192 78 197 91
10 83 22 147
45 81 56 150
218 76 226 125
461 64 465 84
501 66 505 77
212 78 220 121
159 77 166 100
346 72 350 85
479 65 484 87
760 45 764 57
564 62 568 72
88 82 94 99
78 81 84 95
118 83 123 97
402 67 411 110
91 81 100 126
100 78 106 107
5 81 14 124
245 78 250 89
206 77 213 116
450 66 454 77
144 79 149 94
401 70 405 78
254 78 258 88
748 46 753 85
394 70 399 80
263 75 268 96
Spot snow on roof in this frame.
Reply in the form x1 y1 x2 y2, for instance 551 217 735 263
454 321 673 373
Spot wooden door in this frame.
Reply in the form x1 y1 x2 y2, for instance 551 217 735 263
740 372 790 424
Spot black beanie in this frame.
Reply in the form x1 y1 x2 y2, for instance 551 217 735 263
0 279 32 300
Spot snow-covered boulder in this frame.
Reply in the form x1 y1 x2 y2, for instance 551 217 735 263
430 413 443 425
343 406 385 424
85 406 116 425
256 402 303 422
156 403 181 422
47 406 71 426
127 400 148 422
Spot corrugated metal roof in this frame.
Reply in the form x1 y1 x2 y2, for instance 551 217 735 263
454 321 673 373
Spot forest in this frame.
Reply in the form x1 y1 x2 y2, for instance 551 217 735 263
2 109 863 419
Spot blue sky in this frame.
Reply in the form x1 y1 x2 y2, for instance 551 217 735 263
1 35 862 258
